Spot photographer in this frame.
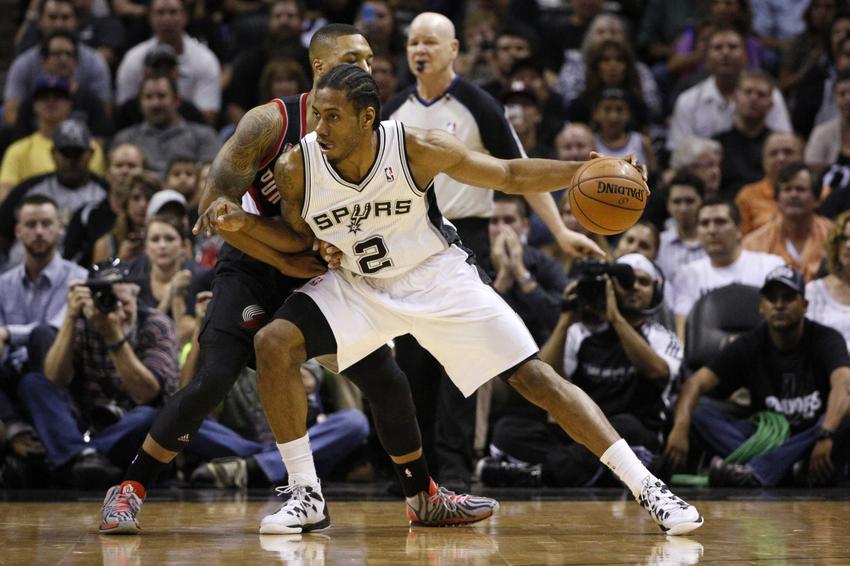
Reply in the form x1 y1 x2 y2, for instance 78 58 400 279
16 263 180 489
481 254 681 487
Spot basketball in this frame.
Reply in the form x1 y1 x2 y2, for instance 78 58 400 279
568 157 649 236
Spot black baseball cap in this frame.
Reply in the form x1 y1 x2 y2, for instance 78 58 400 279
53 119 92 151
33 75 71 100
760 265 805 296
144 44 178 68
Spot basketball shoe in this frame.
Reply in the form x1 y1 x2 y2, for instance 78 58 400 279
638 477 703 536
99 481 145 534
406 479 499 527
259 482 330 534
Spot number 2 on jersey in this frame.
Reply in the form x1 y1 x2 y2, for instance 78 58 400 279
353 236 394 274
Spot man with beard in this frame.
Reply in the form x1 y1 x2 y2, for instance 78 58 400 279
0 195 88 485
664 265 850 487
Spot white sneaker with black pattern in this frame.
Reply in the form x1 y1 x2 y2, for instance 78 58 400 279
259 482 330 534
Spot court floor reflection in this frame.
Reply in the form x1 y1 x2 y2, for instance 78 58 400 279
1 496 848 564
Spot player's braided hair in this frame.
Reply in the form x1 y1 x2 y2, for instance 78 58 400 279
317 64 381 131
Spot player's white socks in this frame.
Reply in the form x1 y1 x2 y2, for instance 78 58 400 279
600 438 652 498
278 434 320 488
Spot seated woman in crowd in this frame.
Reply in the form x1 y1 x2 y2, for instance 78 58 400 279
806 209 850 352
92 171 159 264
125 213 211 344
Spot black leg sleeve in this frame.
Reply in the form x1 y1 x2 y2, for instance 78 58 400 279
342 346 422 457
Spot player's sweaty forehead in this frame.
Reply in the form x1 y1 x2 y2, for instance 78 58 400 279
322 35 374 67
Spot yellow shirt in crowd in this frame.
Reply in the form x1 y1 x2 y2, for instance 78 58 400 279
0 131 106 188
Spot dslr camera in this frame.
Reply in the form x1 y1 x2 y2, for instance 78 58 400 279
86 259 130 314
563 259 635 317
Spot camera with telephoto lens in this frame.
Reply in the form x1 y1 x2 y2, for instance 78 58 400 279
563 259 635 316
86 259 130 314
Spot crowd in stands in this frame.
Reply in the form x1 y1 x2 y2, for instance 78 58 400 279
1 0 849 492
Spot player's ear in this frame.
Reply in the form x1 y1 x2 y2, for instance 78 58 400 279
361 106 376 130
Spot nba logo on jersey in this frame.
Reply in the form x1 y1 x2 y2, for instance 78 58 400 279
384 166 395 182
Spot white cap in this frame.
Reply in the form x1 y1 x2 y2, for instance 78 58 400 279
616 253 662 281
146 189 187 221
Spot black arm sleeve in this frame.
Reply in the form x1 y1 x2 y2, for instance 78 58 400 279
450 79 524 159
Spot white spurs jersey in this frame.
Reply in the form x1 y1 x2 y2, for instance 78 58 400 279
301 120 460 278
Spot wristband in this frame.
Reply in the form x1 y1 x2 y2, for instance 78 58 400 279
815 427 834 441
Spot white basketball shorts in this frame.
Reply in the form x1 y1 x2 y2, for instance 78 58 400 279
295 245 539 397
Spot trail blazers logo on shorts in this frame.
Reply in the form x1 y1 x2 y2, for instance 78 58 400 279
240 305 268 331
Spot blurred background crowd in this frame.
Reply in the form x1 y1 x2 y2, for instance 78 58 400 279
1 0 850 494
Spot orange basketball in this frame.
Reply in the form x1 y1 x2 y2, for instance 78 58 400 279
568 157 649 236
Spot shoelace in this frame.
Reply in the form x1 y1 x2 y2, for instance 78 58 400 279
275 484 307 498
430 486 470 508
109 492 139 516
644 481 688 516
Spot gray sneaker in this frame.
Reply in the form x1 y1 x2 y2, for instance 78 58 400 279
99 481 144 534
406 479 499 527
190 457 248 489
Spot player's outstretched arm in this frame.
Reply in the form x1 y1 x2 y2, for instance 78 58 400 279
406 127 585 195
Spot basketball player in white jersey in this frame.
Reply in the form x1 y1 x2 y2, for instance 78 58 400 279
224 64 703 535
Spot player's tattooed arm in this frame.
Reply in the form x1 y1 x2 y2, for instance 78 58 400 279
275 146 314 246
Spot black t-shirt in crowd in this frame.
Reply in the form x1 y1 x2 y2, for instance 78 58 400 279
707 319 850 432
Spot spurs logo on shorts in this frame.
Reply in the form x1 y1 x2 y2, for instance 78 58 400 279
240 304 268 330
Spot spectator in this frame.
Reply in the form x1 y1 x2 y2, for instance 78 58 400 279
483 253 680 487
163 157 200 221
454 9 500 85
712 69 775 197
114 45 207 132
637 0 697 64
743 162 833 282
371 54 398 105
667 0 765 79
18 270 179 489
0 120 108 267
223 0 310 125
354 0 405 65
111 75 221 176
64 143 147 267
656 172 707 297
669 136 723 197
484 194 566 345
567 40 656 130
778 0 840 94
16 0 124 67
0 196 88 455
12 31 112 145
612 221 661 261
750 0 808 47
736 132 803 235
671 199 785 340
806 210 850 351
503 57 567 147
256 59 310 105
543 0 604 69
481 23 537 99
590 88 656 177
664 265 850 487
125 213 211 344
790 15 850 138
502 86 550 158
115 0 222 125
3 0 111 127
555 14 662 124
805 70 850 172
0 81 105 200
666 26 791 151
92 171 160 264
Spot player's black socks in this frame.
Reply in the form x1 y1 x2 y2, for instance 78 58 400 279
124 449 168 489
393 455 431 497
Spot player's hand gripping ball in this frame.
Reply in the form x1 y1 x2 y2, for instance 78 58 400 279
567 156 649 235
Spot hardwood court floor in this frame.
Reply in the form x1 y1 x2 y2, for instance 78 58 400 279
1 488 849 565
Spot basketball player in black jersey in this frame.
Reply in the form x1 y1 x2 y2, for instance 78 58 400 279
99 24 498 535
239 64 702 536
